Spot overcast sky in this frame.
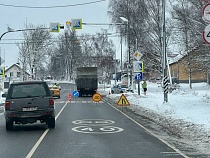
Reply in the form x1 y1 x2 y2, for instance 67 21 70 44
0 0 122 68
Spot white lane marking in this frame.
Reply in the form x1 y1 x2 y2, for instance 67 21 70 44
69 101 104 103
26 129 49 158
104 99 190 158
72 119 115 126
72 126 124 134
26 101 68 158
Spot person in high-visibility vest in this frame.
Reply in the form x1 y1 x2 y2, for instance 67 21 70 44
53 83 57 87
141 80 147 95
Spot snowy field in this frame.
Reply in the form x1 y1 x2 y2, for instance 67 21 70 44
98 82 210 157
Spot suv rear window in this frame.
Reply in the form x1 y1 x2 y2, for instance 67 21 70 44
7 83 51 99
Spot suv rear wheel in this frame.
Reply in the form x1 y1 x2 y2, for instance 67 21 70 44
47 117 55 128
6 119 13 131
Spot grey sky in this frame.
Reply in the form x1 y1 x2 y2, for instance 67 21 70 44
0 0 122 68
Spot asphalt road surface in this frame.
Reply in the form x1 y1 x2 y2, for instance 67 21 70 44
0 83 187 158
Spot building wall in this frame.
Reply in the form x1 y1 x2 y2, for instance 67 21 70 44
5 65 21 82
170 55 207 83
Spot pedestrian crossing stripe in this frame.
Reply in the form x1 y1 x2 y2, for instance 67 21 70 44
69 101 104 104
54 101 66 104
54 101 104 104
117 94 130 106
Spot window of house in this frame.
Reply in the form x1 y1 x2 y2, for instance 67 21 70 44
10 72 13 77
17 72 21 77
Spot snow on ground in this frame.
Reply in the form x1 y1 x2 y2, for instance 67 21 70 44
0 81 210 156
97 82 210 157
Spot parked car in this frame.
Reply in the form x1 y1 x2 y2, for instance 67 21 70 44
111 84 129 94
4 81 55 131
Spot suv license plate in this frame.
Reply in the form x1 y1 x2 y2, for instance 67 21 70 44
22 107 38 111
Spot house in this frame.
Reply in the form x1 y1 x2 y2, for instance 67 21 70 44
4 63 31 83
169 48 208 83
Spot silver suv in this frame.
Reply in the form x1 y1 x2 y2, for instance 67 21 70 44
4 81 55 131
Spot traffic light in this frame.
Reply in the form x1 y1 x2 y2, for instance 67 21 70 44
0 66 4 76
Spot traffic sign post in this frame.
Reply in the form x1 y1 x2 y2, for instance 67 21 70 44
133 61 144 73
71 19 82 30
203 23 210 44
133 52 144 96
134 72 143 80
133 51 143 61
134 72 143 95
202 3 210 23
49 22 60 32
117 94 130 106
92 93 102 103
66 21 71 28
0 67 4 76
72 90 79 98
202 2 210 44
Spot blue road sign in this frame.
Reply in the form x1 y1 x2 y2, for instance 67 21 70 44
72 90 79 97
134 72 143 80
133 61 144 72
50 22 60 32
71 19 82 30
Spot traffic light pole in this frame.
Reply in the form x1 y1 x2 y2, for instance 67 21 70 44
0 28 49 41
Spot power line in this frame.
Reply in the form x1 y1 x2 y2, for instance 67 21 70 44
0 0 106 9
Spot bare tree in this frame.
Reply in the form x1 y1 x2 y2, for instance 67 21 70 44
79 29 116 82
169 0 209 86
17 24 53 80
108 0 173 79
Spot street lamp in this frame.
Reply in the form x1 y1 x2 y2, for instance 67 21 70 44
120 16 132 91
0 27 49 41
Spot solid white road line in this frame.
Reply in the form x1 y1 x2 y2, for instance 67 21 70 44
104 99 190 158
26 101 68 158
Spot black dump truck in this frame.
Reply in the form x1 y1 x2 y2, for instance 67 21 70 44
75 67 98 97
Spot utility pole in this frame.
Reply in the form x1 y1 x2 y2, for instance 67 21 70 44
162 0 168 102
120 25 123 83
185 3 192 89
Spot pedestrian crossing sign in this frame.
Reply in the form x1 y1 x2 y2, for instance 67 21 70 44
117 94 130 106
0 66 4 76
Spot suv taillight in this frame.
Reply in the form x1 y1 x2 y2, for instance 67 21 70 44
49 98 54 106
5 101 10 110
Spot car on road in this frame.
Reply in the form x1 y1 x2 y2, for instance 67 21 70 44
50 86 61 98
111 84 129 94
4 81 55 131
0 91 7 107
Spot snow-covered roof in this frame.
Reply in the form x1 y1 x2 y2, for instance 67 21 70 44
5 63 21 72
168 53 185 65
168 46 199 65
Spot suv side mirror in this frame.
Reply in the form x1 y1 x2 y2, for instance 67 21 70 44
2 93 7 98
